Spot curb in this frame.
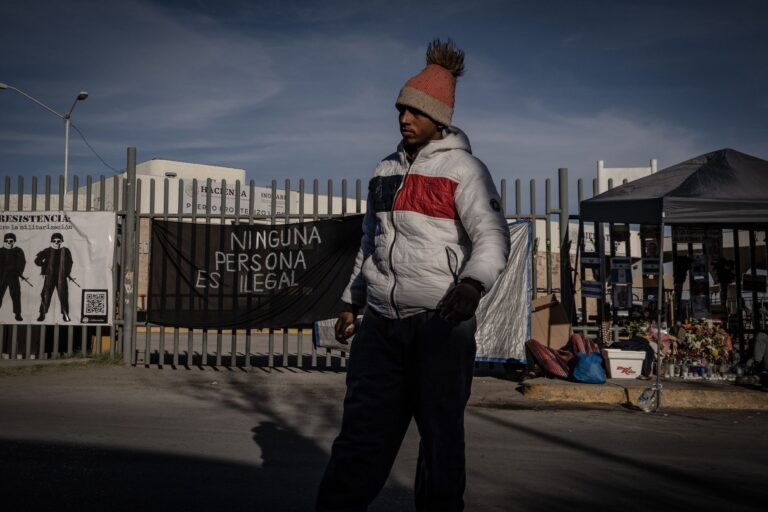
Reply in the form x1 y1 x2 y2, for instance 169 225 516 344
0 357 104 376
520 378 768 410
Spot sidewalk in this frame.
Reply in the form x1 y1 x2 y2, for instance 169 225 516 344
0 356 97 376
2 357 767 411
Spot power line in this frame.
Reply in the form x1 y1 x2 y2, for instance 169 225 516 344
70 123 122 174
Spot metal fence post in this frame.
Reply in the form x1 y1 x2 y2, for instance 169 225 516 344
558 168 573 323
530 179 537 298
122 148 138 365
545 178 552 294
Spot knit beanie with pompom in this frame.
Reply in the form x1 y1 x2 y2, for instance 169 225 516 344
396 39 465 126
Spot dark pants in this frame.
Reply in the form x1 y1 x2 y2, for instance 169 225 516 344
0 278 22 315
316 309 476 512
40 275 68 315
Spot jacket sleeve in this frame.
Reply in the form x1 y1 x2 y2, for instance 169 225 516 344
34 250 46 270
64 248 73 277
454 161 510 293
341 197 376 307
16 249 25 276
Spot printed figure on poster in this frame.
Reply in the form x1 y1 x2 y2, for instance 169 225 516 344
0 233 27 321
34 232 74 322
0 212 116 325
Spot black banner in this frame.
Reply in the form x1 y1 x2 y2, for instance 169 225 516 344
148 216 363 328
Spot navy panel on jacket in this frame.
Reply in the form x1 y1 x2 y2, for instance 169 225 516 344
369 175 403 214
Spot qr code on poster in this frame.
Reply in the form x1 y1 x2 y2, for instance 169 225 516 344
81 289 109 323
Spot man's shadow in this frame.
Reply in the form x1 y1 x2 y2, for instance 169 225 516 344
250 419 414 512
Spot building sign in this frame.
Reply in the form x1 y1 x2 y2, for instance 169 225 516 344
182 181 297 216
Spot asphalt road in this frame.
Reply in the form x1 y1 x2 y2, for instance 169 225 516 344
0 363 766 511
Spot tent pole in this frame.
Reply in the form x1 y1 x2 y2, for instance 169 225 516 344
733 228 745 361
653 211 665 412
597 221 607 341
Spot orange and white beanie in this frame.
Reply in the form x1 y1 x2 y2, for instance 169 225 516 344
396 39 465 126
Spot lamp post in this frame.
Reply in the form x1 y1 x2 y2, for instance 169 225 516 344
0 82 88 196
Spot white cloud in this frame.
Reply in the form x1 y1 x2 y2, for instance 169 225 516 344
462 103 703 199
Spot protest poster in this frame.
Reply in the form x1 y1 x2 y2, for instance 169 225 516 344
643 277 659 306
581 251 601 270
613 284 631 310
611 257 632 284
581 280 603 298
691 280 711 318
640 224 661 258
148 215 363 328
690 254 709 282
642 258 660 277
0 211 116 325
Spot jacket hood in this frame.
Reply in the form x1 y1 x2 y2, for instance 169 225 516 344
397 126 472 163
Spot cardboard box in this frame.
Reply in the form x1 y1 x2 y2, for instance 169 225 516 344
531 294 571 350
602 349 645 379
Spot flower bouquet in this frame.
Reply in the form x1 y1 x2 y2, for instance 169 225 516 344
678 319 734 363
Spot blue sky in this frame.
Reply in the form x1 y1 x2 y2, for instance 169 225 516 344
1 0 766 201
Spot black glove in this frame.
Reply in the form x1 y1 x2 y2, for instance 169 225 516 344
437 279 483 324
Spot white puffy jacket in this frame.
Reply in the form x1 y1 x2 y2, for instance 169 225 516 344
342 126 510 319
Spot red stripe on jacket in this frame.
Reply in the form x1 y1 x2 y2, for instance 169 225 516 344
393 174 459 219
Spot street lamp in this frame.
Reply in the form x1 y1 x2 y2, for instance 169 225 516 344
0 82 88 196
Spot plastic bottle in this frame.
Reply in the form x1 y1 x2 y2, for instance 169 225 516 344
637 388 655 412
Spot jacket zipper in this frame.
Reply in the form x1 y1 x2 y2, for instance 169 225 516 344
387 153 415 319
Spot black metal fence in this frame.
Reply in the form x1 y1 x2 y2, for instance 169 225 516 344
6 148 762 367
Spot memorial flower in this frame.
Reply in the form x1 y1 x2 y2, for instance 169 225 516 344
679 319 733 362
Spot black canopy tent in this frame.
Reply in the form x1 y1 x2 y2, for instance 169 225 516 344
579 148 768 411
581 148 768 226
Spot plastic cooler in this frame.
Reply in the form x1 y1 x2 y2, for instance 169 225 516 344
601 349 646 379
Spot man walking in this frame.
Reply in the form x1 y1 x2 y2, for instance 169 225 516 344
316 40 510 511
35 232 73 322
0 233 26 321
